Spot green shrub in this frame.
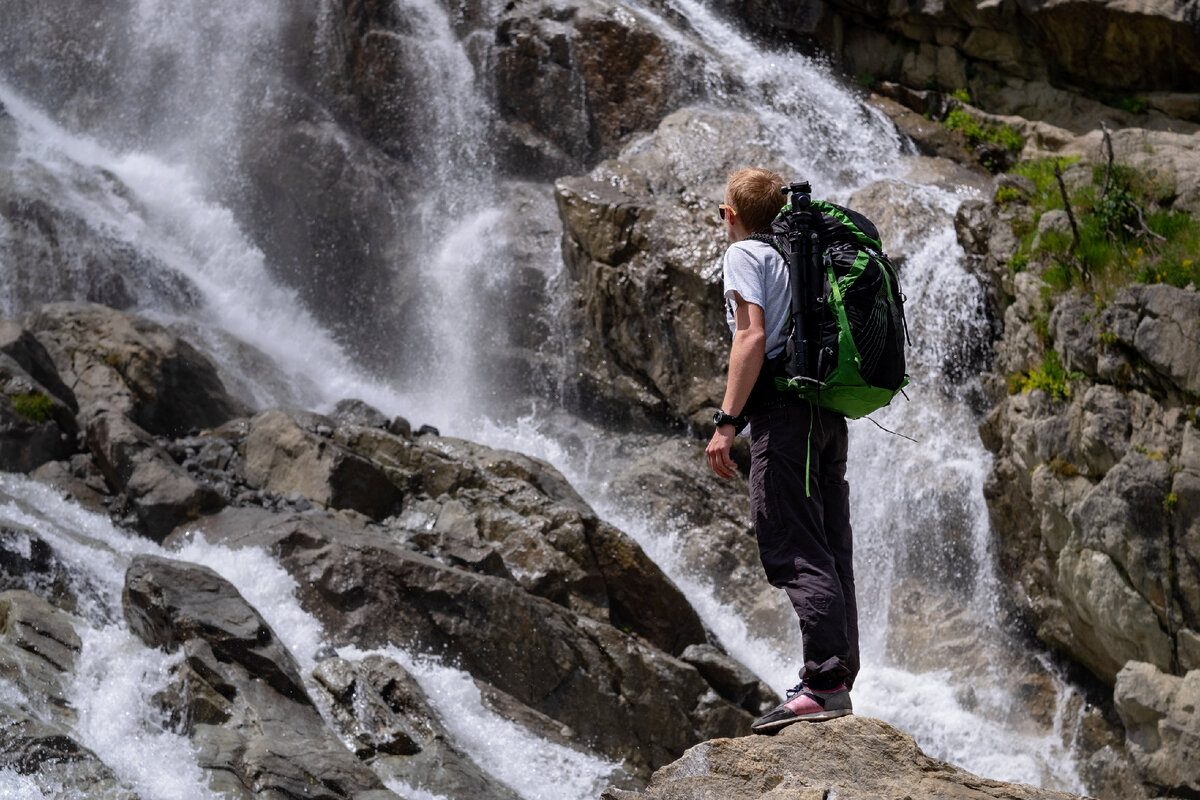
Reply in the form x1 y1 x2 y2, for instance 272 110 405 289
1119 95 1149 115
995 185 1023 205
1003 156 1200 298
950 88 972 103
11 392 54 423
858 73 877 89
943 109 1025 154
1009 350 1083 402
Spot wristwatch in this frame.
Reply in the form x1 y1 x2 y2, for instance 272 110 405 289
713 410 748 433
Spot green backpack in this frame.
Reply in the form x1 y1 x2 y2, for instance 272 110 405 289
752 183 910 419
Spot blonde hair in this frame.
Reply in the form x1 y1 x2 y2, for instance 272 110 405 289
726 167 786 233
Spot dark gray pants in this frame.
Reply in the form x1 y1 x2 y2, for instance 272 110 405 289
748 402 859 691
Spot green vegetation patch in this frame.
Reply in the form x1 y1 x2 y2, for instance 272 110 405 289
11 391 54 423
1008 350 1084 402
943 108 1024 170
1005 157 1200 297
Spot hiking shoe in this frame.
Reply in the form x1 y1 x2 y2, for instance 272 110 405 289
751 683 852 732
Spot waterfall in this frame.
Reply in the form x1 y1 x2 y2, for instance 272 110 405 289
0 0 1088 796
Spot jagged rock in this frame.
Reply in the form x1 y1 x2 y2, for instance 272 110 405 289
0 590 80 725
0 351 79 472
605 436 793 645
311 655 525 800
86 411 224 542
242 408 405 521
0 590 136 796
555 107 780 429
0 320 77 410
0 516 83 613
679 643 778 717
1114 661 1200 797
490 0 712 176
0 700 139 800
239 409 707 655
123 554 395 799
168 508 751 778
600 715 1088 800
25 303 248 433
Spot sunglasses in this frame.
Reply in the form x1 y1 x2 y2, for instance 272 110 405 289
718 203 735 221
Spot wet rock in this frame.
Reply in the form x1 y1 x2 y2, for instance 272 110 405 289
555 108 778 429
0 590 135 796
25 303 248 434
600 715 1088 800
1114 661 1200 797
328 398 390 430
242 409 405 521
490 0 711 176
86 411 224 542
30 454 112 515
0 352 79 472
171 509 751 778
0 700 138 800
0 517 83 613
312 655 526 800
605 436 794 647
0 590 80 725
679 643 778 716
0 320 76 410
123 554 395 799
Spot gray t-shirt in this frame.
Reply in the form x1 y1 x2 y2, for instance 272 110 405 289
723 239 790 359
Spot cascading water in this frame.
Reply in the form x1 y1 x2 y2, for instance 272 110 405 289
0 0 1089 797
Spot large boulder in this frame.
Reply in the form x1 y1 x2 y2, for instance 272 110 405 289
601 714 1088 800
25 303 248 434
1114 661 1200 797
169 509 751 778
490 0 714 176
236 407 707 655
86 411 225 542
123 554 396 800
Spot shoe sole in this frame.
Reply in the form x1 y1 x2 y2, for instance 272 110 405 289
751 708 853 733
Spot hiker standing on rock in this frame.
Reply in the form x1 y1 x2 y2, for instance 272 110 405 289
705 166 857 731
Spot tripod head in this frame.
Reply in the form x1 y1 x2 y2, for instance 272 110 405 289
782 181 812 213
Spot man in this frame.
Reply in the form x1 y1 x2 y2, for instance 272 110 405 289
705 167 858 731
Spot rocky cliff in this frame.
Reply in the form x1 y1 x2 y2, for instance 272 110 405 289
731 0 1200 127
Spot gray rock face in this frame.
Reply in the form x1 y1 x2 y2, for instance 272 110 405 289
26 303 248 434
751 0 1200 126
0 590 136 798
555 108 780 429
1114 661 1200 797
173 508 747 778
490 0 711 176
123 554 395 800
88 411 225 541
601 715 1089 800
311 655 527 800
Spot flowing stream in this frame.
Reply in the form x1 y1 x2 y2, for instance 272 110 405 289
0 0 1087 796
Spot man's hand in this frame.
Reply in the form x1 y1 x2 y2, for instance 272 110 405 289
706 425 739 480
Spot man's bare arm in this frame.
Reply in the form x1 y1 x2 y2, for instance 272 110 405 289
706 294 765 480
